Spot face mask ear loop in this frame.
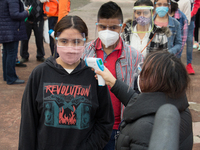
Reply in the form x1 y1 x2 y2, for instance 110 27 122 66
119 19 123 34
119 25 123 35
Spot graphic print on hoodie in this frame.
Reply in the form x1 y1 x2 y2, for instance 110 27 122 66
43 83 92 129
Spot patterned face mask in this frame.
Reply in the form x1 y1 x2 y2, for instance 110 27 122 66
136 16 151 26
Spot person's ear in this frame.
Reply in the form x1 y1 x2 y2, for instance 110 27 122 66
122 23 126 33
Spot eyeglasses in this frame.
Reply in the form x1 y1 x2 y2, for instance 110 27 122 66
96 23 122 31
134 10 151 17
155 2 170 7
55 37 86 46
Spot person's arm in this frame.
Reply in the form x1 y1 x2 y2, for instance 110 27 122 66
176 14 188 56
7 0 28 21
95 67 136 106
168 20 182 54
85 86 114 149
191 0 200 17
111 80 136 106
18 72 39 150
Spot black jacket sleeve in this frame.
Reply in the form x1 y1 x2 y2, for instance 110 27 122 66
7 0 28 21
110 80 136 106
86 86 114 149
18 70 40 150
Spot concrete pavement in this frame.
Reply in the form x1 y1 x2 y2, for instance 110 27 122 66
0 0 200 149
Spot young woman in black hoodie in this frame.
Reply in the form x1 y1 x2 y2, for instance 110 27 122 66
18 15 114 150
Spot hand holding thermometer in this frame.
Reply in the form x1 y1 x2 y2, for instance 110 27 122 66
85 58 105 86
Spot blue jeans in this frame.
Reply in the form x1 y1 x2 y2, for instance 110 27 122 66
2 41 19 84
186 20 195 64
103 129 117 150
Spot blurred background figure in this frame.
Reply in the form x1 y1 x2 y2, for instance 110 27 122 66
0 0 29 84
153 0 182 55
193 8 200 50
20 0 46 63
58 0 71 22
178 0 200 75
169 0 188 59
42 0 59 55
122 0 170 58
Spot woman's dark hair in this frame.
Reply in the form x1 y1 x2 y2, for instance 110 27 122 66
154 0 171 4
134 0 153 7
97 1 123 23
54 15 88 39
171 1 179 13
139 51 190 98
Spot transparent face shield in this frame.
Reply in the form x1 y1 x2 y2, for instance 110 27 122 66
95 19 123 49
55 32 86 65
131 6 154 34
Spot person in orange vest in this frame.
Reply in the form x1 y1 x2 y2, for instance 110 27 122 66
43 0 70 55
58 0 70 22
43 0 59 55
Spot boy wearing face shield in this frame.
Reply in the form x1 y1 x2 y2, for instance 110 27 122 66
83 1 143 150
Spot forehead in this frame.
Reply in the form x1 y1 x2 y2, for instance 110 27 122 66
156 0 168 3
59 28 83 38
98 18 121 25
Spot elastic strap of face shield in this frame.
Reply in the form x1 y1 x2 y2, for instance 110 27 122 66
141 32 156 53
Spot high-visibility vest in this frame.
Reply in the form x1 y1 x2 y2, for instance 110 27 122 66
43 0 59 17
58 0 70 22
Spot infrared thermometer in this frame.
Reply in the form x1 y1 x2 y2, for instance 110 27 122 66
85 58 105 86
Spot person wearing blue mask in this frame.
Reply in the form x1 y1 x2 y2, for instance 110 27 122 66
154 0 182 55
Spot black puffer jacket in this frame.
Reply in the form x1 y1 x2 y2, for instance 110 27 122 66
111 80 193 150
0 0 28 43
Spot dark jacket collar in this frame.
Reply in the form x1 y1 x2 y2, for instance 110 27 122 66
123 92 189 123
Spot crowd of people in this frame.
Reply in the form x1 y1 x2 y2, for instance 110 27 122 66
0 0 199 150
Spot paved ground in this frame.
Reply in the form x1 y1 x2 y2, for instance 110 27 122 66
0 0 200 149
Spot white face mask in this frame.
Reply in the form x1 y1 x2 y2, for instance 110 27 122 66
137 75 142 93
98 30 119 48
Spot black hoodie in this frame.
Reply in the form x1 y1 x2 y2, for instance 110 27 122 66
18 56 114 150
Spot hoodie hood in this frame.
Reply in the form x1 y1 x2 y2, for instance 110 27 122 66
123 92 189 123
